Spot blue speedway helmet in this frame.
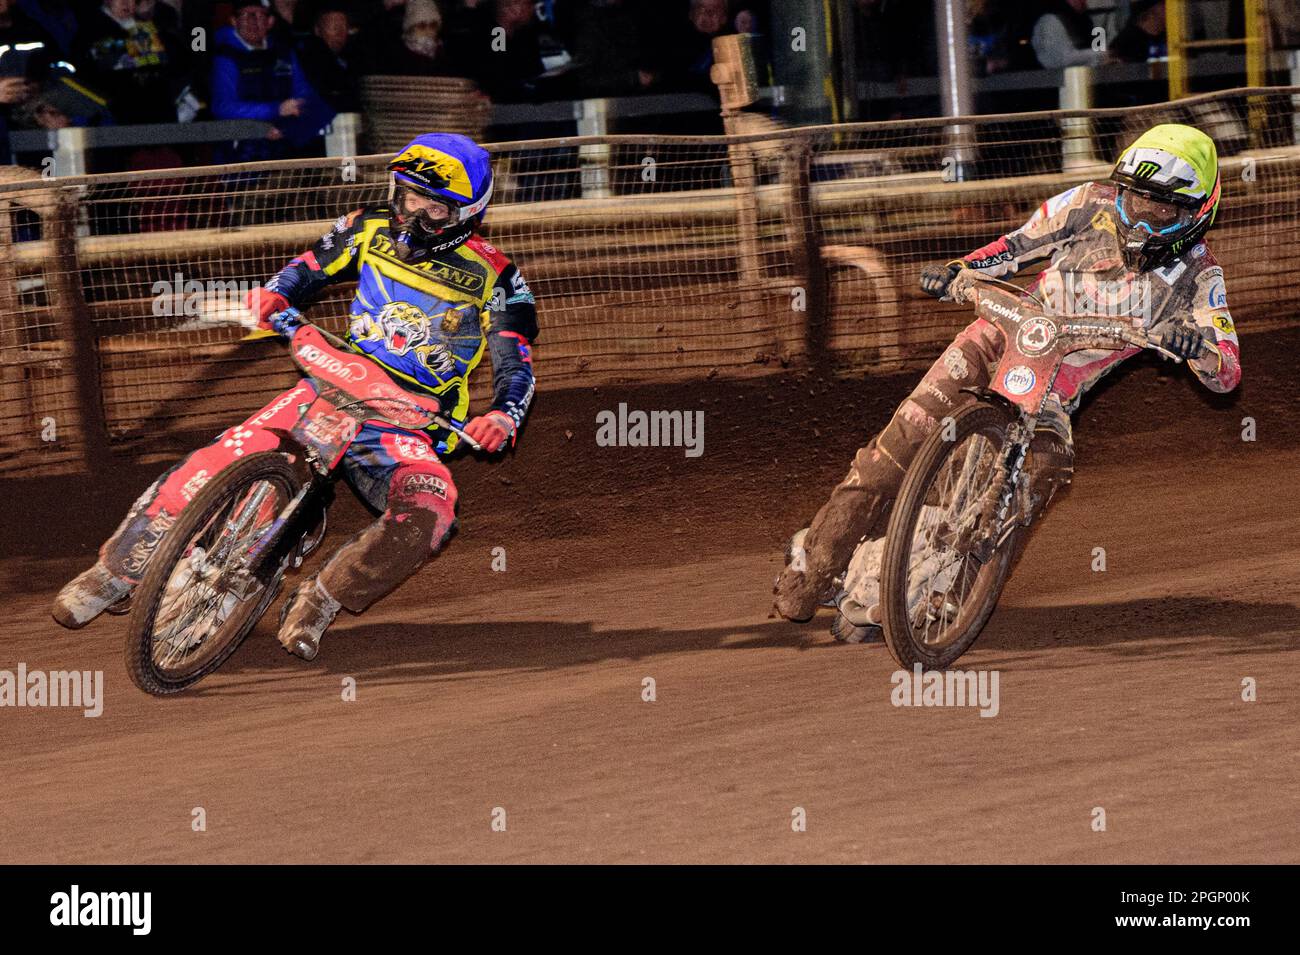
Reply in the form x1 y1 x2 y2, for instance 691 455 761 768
386 132 494 257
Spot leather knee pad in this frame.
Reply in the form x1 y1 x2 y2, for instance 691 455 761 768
318 467 459 613
317 511 445 614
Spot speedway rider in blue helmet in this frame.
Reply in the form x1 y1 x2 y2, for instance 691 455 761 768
53 133 539 661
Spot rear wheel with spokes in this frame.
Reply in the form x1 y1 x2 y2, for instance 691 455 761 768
879 402 1022 670
125 452 302 695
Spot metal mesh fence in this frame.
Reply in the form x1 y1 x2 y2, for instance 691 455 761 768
3 87 1299 474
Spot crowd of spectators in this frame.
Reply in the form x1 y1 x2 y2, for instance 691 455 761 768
854 1 1278 119
0 1 1282 169
856 1 1179 82
0 0 766 168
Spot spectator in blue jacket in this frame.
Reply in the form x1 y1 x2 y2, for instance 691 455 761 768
211 0 331 161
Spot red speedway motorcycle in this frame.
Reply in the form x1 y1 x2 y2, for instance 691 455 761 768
123 307 481 695
837 273 1218 670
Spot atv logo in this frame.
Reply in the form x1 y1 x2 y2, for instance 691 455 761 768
1015 317 1056 357
1002 365 1036 396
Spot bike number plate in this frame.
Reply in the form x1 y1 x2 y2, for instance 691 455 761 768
291 397 360 470
990 352 1063 412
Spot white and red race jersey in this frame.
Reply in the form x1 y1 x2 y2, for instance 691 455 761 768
959 180 1241 407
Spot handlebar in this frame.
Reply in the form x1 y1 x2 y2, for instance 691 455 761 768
955 273 1220 366
263 307 484 451
268 306 304 338
432 413 483 452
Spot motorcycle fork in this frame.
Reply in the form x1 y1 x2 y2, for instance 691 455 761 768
969 417 1032 562
241 478 333 590
229 445 338 597
210 481 277 568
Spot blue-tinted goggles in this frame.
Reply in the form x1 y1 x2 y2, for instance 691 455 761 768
1116 189 1193 236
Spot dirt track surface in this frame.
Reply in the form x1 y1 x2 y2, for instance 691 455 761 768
2 329 1298 864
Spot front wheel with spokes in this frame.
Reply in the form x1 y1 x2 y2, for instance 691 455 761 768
879 402 1023 670
124 452 302 695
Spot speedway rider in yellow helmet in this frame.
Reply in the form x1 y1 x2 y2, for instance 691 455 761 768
54 133 539 662
775 123 1240 630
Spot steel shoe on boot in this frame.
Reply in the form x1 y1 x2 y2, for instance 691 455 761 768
277 577 341 661
831 597 883 644
51 562 132 629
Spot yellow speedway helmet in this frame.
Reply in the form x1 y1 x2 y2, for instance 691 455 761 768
1110 123 1220 271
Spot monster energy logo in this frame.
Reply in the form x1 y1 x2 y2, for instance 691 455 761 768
1133 160 1162 180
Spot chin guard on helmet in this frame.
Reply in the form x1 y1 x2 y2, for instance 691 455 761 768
1115 181 1217 272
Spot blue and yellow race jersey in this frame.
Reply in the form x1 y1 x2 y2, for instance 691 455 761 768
265 207 538 447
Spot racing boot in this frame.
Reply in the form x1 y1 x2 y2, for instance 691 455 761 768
773 527 825 621
51 562 132 629
277 576 341 662
773 567 828 622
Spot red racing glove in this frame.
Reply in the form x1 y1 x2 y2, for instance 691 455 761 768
245 287 290 332
463 411 516 453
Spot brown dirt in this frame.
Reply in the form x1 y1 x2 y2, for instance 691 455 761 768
1 329 1298 863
